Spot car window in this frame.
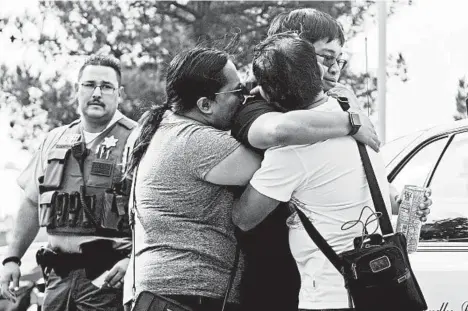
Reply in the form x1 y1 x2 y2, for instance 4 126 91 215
419 131 468 242
381 130 425 166
392 137 448 191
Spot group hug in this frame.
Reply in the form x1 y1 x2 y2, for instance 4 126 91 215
0 7 432 311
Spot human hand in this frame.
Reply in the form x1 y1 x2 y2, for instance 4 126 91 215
104 257 130 289
249 85 261 95
396 188 432 222
352 114 381 152
249 85 270 102
0 262 21 302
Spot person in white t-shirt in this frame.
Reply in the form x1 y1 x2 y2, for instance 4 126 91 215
232 33 431 311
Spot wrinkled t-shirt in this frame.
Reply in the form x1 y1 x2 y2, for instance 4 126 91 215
124 113 243 304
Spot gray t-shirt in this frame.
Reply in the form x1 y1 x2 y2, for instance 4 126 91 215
126 113 243 303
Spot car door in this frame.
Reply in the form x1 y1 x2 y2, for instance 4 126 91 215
388 130 468 310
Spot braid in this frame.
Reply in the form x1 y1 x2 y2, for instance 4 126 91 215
125 102 170 176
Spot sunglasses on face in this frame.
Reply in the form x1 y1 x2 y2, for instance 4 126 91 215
215 85 255 105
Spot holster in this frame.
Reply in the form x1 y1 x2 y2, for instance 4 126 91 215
36 240 130 280
35 247 57 280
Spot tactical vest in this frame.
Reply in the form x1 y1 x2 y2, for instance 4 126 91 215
38 117 136 238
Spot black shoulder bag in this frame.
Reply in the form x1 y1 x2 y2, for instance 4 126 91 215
129 165 240 311
294 98 427 311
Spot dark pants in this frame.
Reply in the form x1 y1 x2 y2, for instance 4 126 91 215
43 268 123 311
239 207 301 311
37 240 127 311
299 309 354 311
166 295 240 311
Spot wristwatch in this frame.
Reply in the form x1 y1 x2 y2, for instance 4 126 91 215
348 111 362 136
2 256 21 266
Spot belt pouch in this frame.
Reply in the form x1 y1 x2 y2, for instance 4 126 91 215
68 192 81 227
55 193 69 227
39 191 57 227
82 193 96 228
115 195 128 216
102 191 119 229
42 148 71 190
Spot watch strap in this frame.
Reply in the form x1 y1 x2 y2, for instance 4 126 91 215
2 256 21 266
347 111 360 136
335 96 360 136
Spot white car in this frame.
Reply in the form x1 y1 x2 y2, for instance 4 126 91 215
382 119 468 311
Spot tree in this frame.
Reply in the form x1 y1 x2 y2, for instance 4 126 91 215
1 0 411 150
340 51 409 115
0 64 75 151
453 76 467 121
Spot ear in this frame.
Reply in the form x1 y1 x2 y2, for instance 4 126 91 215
118 86 125 100
196 97 213 115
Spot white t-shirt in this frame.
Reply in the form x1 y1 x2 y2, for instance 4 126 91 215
250 97 391 310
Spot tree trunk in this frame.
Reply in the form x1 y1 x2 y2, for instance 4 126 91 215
192 1 214 45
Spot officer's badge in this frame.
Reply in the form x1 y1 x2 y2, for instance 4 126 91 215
56 134 81 148
96 135 119 159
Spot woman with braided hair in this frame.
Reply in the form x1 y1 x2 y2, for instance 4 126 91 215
123 47 261 311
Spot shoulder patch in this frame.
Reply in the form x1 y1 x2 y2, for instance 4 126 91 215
56 133 81 148
117 117 137 130
44 123 76 150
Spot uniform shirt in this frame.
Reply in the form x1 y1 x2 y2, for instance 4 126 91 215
123 112 243 304
249 98 392 309
17 110 135 253
231 98 301 311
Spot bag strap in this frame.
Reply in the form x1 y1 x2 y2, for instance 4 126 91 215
295 208 343 272
130 168 138 302
356 142 393 235
293 97 395 270
336 97 393 235
129 164 240 310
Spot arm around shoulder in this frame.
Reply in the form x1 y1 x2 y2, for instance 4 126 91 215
248 110 351 149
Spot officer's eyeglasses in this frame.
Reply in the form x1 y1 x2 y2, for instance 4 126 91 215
215 85 255 105
316 54 347 70
80 82 116 95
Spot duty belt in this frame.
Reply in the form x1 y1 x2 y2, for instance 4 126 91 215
36 240 129 278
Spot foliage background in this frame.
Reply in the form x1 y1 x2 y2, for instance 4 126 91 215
454 76 468 121
0 0 411 151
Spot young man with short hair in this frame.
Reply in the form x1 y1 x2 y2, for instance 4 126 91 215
234 32 431 311
232 8 427 311
232 8 375 311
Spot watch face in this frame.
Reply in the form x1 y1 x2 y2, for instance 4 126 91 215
351 113 362 127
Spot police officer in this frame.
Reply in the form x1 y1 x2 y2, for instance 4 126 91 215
0 55 137 311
